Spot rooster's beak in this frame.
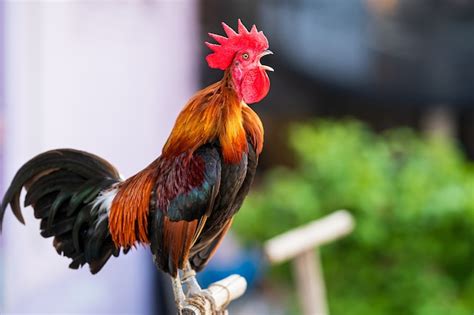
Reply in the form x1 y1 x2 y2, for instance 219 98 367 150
259 50 274 72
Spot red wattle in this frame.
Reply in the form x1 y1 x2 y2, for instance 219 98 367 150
241 68 270 104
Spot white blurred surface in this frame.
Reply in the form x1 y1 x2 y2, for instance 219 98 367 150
1 1 198 313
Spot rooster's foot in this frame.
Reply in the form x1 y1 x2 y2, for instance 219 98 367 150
182 262 202 297
171 275 186 314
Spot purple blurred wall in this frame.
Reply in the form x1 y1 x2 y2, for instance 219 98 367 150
0 0 5 308
0 0 4 190
1 1 198 314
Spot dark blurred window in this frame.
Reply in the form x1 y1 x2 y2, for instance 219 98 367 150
201 0 474 162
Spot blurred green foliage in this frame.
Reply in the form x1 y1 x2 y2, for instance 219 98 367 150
233 120 474 315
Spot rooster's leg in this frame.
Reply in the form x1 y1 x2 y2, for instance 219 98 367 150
182 261 202 297
171 274 186 312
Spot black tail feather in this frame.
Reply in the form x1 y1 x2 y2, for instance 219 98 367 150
1 149 124 274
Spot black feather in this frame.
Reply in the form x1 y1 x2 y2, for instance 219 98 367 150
189 141 258 271
47 190 72 227
0 149 124 274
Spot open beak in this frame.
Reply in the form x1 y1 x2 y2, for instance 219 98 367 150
259 50 274 72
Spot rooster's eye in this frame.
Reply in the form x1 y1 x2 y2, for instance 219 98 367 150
242 53 249 60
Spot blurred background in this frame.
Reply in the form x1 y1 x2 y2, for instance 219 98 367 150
0 0 473 314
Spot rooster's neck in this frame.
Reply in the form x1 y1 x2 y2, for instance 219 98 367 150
162 71 262 163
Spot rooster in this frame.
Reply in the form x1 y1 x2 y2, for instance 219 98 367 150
0 20 272 310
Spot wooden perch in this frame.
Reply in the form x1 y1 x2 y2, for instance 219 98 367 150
265 210 355 264
182 274 247 315
181 210 354 315
264 210 355 315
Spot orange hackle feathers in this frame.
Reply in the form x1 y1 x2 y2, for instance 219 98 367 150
242 104 264 155
163 71 252 164
109 166 157 247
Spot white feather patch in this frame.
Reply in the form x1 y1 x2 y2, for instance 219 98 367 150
92 184 119 226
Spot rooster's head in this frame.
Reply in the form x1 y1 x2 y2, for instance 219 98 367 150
206 19 272 104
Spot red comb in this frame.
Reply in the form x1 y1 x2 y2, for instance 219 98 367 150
206 19 269 70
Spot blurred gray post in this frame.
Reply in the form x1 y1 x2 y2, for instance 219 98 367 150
293 249 327 315
421 106 457 139
264 210 355 315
